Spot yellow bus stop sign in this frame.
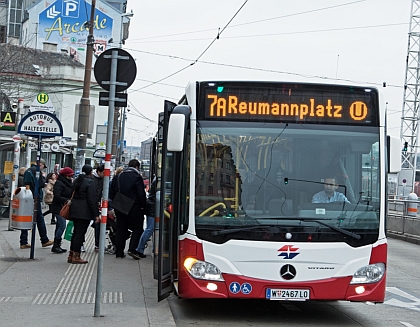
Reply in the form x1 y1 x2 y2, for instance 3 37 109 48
37 93 49 104
30 93 55 113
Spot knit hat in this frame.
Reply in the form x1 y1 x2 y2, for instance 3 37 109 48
39 158 47 168
60 167 75 177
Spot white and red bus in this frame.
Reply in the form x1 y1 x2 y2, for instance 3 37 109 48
154 81 399 302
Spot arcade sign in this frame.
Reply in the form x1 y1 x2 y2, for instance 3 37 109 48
17 111 63 138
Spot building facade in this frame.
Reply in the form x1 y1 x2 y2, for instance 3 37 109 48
0 0 132 177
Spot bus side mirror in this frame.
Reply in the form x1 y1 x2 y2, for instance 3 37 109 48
167 105 190 152
387 135 401 173
167 114 185 151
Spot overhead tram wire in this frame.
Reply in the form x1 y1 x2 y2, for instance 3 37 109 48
126 99 156 123
128 22 408 44
131 0 249 92
128 49 403 90
129 0 367 42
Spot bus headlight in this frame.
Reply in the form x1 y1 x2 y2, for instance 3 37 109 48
350 263 385 284
184 258 224 281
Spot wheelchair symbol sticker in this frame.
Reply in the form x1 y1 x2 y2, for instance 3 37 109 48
229 282 241 294
241 283 252 294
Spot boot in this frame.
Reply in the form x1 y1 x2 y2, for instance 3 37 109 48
51 238 67 254
71 252 88 264
67 250 74 263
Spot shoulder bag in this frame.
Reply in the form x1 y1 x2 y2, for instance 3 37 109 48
111 172 135 215
60 191 74 220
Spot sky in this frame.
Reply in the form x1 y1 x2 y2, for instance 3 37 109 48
123 0 411 146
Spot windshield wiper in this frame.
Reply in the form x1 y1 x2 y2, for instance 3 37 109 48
211 225 279 236
304 219 361 240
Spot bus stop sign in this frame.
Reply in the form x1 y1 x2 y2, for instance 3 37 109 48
94 48 137 93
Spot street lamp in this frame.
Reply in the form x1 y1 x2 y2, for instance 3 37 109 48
119 10 134 47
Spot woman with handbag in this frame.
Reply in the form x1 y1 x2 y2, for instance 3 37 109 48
68 164 99 264
50 167 74 254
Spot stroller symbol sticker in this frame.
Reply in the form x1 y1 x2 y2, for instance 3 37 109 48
229 282 241 294
241 283 252 294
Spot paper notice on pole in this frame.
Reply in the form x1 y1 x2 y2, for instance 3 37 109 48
4 161 13 174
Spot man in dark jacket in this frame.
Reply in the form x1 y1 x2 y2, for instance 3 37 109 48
91 164 104 251
109 159 147 259
19 159 53 249
50 167 74 253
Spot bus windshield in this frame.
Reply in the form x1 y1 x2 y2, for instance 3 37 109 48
194 121 380 247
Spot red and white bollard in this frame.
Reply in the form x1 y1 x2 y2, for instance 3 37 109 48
407 193 418 217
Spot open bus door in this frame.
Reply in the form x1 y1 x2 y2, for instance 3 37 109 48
157 100 178 301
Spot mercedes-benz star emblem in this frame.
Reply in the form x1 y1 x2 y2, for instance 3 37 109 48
280 264 296 280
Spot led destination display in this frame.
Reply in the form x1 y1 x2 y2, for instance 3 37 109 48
200 83 379 126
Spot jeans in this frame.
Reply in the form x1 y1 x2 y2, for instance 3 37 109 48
136 215 154 254
54 214 66 239
20 201 49 245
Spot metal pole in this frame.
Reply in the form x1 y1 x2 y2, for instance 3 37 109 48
76 0 96 174
94 49 119 317
30 137 41 260
8 136 21 231
112 109 119 163
26 136 31 168
119 107 126 165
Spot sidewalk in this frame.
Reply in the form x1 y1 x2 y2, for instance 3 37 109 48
0 217 176 327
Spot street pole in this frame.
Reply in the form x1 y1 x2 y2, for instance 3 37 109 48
8 135 21 231
114 11 133 168
76 0 96 173
119 107 126 165
111 108 119 163
26 136 31 168
94 49 119 318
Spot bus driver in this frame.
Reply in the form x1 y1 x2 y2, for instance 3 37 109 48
312 176 350 204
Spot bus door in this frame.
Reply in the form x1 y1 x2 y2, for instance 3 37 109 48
157 100 178 301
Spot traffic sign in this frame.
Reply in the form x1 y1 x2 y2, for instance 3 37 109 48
51 143 60 152
94 48 137 92
28 141 37 149
12 135 21 142
99 92 128 107
18 111 63 138
30 93 55 113
42 142 51 151
93 149 106 158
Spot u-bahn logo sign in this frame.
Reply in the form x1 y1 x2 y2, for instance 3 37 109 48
18 111 63 138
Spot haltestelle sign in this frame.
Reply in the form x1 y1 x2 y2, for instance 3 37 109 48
18 111 63 137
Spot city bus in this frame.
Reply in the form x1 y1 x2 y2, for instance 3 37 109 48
154 81 400 302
